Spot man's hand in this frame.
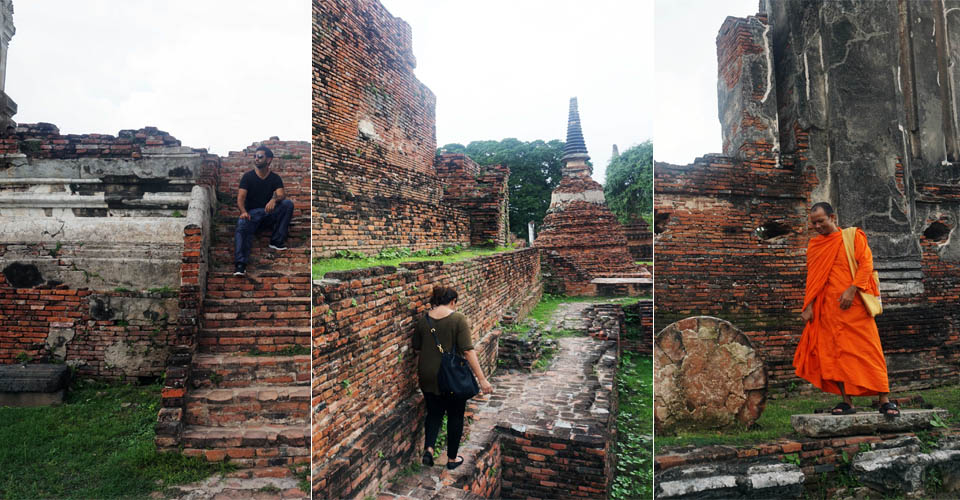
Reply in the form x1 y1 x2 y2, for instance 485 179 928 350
801 304 813 323
239 211 250 220
839 285 857 309
265 199 276 214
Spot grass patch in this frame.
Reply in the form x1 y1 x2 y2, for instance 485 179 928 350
313 245 519 280
656 384 960 452
612 352 653 500
0 382 230 499
245 345 310 357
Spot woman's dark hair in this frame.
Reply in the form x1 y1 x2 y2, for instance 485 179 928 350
430 286 458 306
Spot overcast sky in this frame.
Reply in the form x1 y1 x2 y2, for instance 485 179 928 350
6 1 310 156
655 0 760 165
378 0 653 184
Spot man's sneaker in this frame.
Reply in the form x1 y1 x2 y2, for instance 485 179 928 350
233 263 246 276
268 244 288 251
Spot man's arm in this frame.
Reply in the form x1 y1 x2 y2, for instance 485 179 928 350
264 187 285 214
237 188 250 220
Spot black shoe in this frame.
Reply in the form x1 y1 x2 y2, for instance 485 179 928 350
422 451 434 467
268 244 287 251
233 263 246 276
446 456 464 470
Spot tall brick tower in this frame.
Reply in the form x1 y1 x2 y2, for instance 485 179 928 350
535 98 650 296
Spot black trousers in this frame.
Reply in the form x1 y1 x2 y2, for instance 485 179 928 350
423 392 466 460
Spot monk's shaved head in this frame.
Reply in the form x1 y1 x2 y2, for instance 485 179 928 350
811 202 834 216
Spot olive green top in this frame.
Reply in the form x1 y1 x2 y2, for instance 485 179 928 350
413 311 474 395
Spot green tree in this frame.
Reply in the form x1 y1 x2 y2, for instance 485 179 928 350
439 138 564 239
604 141 653 224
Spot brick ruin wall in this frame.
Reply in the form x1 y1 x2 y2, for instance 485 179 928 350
0 124 219 379
655 3 960 394
218 139 312 222
313 0 509 257
311 248 541 499
435 153 510 247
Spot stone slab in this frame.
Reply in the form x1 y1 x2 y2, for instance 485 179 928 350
791 409 950 437
656 460 804 499
590 277 653 284
0 363 70 393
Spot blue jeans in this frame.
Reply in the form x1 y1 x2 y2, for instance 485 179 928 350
234 199 293 265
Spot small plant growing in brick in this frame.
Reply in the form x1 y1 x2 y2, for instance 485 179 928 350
146 286 175 294
208 372 223 386
170 210 184 218
15 352 32 364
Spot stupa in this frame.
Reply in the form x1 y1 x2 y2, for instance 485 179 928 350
534 98 650 296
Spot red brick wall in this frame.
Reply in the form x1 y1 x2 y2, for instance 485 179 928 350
313 0 474 256
311 249 541 499
219 139 311 220
436 153 510 247
0 123 182 157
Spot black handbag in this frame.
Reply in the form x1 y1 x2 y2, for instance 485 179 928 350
427 316 479 400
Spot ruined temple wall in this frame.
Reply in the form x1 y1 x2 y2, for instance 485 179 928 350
313 0 473 256
655 155 815 391
435 153 510 247
311 248 541 499
218 139 312 220
656 2 960 392
0 125 218 378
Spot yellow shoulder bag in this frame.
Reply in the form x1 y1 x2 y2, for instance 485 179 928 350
840 227 882 317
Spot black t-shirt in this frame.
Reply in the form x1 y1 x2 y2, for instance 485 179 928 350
239 170 283 210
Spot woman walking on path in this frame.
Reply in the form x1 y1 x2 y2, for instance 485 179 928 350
413 286 494 470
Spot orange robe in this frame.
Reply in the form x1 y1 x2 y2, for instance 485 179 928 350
793 228 889 396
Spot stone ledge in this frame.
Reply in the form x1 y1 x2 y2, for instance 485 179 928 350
656 460 804 499
791 409 950 437
0 364 70 407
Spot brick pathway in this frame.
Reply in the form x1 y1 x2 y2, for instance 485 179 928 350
177 161 311 495
379 300 616 499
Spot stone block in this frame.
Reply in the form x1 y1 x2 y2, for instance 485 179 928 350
655 316 767 433
656 460 804 499
0 363 70 407
791 409 951 438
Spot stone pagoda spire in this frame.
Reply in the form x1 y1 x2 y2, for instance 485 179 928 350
561 97 591 177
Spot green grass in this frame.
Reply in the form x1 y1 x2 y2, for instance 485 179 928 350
246 345 310 357
312 245 518 280
656 384 960 452
612 352 653 500
0 382 231 499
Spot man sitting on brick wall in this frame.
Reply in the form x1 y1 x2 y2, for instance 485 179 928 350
793 202 899 417
233 146 293 276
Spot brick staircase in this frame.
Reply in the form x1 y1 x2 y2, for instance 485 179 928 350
180 143 311 481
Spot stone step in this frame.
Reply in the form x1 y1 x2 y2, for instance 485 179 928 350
205 272 311 299
185 386 310 427
163 474 307 499
655 460 805 499
852 435 960 496
198 326 311 353
791 408 951 438
190 353 310 389
180 424 309 468
202 311 310 329
203 297 311 324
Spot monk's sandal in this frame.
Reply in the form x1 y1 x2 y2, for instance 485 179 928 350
831 402 856 415
879 401 900 418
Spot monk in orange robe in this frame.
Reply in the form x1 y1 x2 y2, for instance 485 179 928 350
793 202 899 416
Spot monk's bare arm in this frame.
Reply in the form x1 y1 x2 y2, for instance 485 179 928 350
801 303 814 323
